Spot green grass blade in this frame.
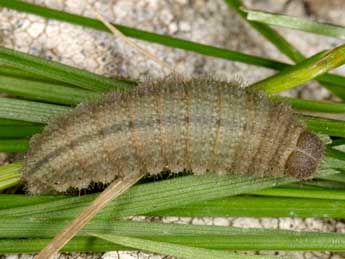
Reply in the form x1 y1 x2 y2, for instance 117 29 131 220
0 47 134 92
302 116 345 137
284 179 345 190
329 138 345 147
2 217 345 252
2 230 345 254
0 0 287 70
0 237 128 253
2 0 345 96
2 188 345 218
0 125 43 138
224 0 345 99
318 172 345 184
272 96 345 113
0 160 341 219
92 234 281 259
319 82 345 100
0 97 71 123
224 0 304 62
0 118 40 126
325 147 345 161
249 45 345 93
1 216 345 253
0 173 296 219
0 194 62 210
0 163 21 191
249 187 345 200
246 9 345 39
0 75 101 105
0 139 29 152
0 64 73 85
152 195 345 218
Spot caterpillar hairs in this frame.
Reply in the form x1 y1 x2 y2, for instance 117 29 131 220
22 75 323 258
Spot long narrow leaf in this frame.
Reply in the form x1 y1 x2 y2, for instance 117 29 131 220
1 232 345 253
0 97 71 123
0 118 40 126
92 234 282 259
224 0 304 62
0 47 134 92
0 125 43 138
2 191 345 218
249 187 345 200
0 163 21 191
246 9 345 39
1 218 345 252
224 0 345 99
2 0 345 94
0 1 286 70
0 165 341 220
0 64 70 85
0 237 126 253
318 173 345 184
0 139 29 152
0 75 101 105
272 96 345 113
151 195 345 218
0 173 297 219
302 116 345 137
249 44 345 93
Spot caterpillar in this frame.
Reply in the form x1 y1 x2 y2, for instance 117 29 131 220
22 76 323 258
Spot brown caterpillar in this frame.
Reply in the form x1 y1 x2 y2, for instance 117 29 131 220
22 76 323 258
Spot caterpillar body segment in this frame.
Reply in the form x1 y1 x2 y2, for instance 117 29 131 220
22 76 323 194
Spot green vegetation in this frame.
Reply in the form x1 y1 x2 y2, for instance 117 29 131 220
0 0 345 258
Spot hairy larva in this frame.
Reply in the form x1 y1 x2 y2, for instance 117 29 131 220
22 76 323 258
22 76 323 194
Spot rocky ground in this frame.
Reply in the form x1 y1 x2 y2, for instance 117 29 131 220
0 0 345 258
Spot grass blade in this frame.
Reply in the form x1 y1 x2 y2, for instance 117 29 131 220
0 0 287 70
0 139 29 152
0 75 101 105
318 173 345 184
0 47 134 92
92 234 281 259
249 187 345 200
0 64 66 84
0 125 43 138
0 237 126 253
302 116 345 137
0 161 341 220
2 230 345 254
0 118 41 126
0 163 21 191
0 97 71 123
246 9 345 39
272 97 345 113
0 173 297 219
4 0 345 95
249 44 345 93
224 0 304 62
1 217 345 252
151 195 345 218
224 0 345 99
2 189 345 218
0 163 344 218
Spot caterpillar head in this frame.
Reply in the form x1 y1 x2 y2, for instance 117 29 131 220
285 132 324 179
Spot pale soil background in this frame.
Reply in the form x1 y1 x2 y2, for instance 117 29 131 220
0 0 345 258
